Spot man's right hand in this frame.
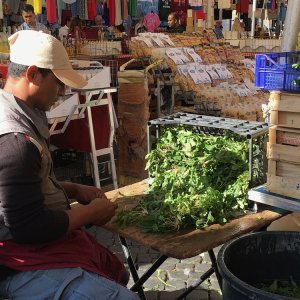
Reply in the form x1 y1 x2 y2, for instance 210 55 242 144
66 196 118 232
89 197 118 226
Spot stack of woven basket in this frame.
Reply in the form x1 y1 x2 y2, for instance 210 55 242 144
117 60 151 179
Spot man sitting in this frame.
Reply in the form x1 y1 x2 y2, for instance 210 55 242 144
0 30 138 300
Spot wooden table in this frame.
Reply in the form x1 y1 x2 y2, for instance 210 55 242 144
103 180 284 299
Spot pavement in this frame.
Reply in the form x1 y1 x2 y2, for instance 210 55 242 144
87 225 223 300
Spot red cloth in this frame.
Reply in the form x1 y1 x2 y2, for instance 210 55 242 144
61 9 72 26
194 10 206 20
107 0 116 26
171 0 188 26
123 0 128 19
46 0 57 23
87 0 97 21
236 0 249 13
82 26 99 39
0 229 125 283
50 94 110 153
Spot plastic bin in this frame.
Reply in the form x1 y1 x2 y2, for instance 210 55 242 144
255 51 300 93
217 231 300 300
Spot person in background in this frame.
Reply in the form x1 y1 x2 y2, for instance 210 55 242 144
134 16 146 35
166 12 185 33
58 16 72 42
214 20 224 39
95 14 104 28
18 4 49 33
0 30 138 300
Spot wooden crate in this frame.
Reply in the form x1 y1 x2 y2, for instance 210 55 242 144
269 125 300 146
267 125 300 198
269 92 300 128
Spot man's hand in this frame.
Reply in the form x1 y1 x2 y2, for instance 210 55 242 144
74 184 105 204
60 182 105 204
66 194 118 231
88 197 118 226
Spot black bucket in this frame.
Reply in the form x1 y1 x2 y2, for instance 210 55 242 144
217 231 300 300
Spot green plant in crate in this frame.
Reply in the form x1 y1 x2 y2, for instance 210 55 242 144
116 126 250 233
291 61 300 87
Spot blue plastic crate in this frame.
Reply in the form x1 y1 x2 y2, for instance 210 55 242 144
255 51 300 93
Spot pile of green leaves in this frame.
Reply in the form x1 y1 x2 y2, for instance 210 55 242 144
116 126 250 233
255 279 300 298
291 61 300 87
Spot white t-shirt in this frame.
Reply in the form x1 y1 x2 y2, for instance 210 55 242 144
58 25 69 41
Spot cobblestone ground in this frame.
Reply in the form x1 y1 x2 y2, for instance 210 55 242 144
88 227 223 300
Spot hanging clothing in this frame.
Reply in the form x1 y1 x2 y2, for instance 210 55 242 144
107 0 116 25
6 0 20 14
129 0 138 17
265 0 277 9
57 0 67 25
158 0 171 22
140 1 152 15
236 0 249 13
63 0 76 3
143 11 160 32
25 0 42 14
103 2 109 25
122 0 128 19
190 0 202 6
79 0 88 20
96 2 104 15
87 0 97 20
70 0 88 19
115 0 122 25
46 0 57 23
70 1 78 16
218 0 231 9
171 0 188 26
279 3 286 23
61 9 72 25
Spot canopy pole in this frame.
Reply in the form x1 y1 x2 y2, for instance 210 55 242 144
281 0 300 51
250 0 257 38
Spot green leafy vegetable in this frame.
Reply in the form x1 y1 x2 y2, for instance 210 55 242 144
116 126 249 233
291 61 300 86
256 278 300 298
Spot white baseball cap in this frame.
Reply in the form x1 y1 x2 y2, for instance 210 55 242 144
8 30 87 89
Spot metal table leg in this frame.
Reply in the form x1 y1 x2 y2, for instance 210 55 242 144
119 235 221 300
175 249 222 300
119 235 168 299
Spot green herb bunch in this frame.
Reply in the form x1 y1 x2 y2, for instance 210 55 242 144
116 126 249 233
291 61 300 87
256 278 300 298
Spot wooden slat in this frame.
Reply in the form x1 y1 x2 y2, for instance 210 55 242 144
270 111 300 129
268 159 300 178
267 159 277 175
267 142 300 164
269 93 300 112
267 174 300 200
269 126 300 146
277 161 300 177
